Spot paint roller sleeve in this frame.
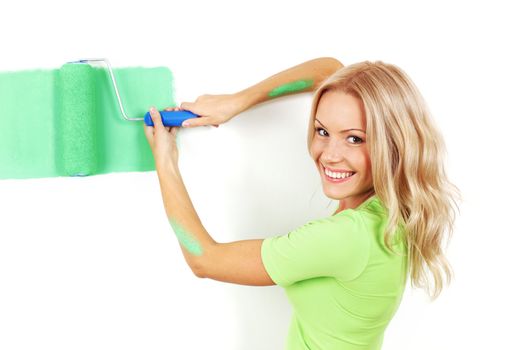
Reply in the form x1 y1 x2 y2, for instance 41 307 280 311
56 63 99 176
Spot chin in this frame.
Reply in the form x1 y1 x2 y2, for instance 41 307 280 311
322 187 352 200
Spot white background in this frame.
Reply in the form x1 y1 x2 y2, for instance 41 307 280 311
1 0 524 349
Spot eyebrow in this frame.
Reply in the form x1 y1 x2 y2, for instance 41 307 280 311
315 119 366 133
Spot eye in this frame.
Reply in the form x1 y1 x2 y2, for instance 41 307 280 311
315 127 329 137
347 135 363 144
315 127 363 144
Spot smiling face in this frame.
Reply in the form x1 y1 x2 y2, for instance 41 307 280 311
310 90 375 211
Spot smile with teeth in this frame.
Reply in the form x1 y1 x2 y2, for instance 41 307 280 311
322 165 356 182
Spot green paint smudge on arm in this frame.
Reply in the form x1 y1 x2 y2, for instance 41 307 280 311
268 79 314 98
168 219 203 256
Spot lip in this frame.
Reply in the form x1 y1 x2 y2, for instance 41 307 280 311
321 164 356 183
322 164 354 173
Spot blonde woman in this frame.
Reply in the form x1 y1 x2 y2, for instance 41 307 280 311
144 57 461 349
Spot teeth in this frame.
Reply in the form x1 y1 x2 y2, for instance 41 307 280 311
324 168 354 179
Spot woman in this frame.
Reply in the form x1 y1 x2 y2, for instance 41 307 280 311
144 57 461 349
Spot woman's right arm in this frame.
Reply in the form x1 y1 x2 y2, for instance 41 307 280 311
178 57 344 128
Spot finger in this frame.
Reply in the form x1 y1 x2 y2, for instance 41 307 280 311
180 101 197 113
149 106 164 129
164 106 176 111
143 124 154 147
182 116 213 128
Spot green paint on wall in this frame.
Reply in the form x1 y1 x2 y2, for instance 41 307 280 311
169 219 203 256
268 79 314 98
0 65 174 179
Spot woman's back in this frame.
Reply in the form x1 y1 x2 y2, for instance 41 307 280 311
262 195 408 349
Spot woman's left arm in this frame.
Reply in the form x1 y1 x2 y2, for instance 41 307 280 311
144 107 275 286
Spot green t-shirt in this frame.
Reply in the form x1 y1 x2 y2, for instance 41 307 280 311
261 195 408 350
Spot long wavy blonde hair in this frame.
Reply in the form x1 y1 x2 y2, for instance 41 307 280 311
307 61 461 300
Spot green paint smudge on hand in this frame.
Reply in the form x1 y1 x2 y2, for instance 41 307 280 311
168 219 203 256
268 79 314 98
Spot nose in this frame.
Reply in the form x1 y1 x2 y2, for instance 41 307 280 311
320 138 344 163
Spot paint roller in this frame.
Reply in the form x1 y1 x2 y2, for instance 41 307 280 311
67 58 197 126
56 58 196 176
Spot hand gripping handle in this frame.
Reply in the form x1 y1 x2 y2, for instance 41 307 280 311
144 110 199 127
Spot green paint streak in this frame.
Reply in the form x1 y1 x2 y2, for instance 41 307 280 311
168 219 203 256
268 79 314 98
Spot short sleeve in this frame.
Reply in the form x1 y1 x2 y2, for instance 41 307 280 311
261 212 371 287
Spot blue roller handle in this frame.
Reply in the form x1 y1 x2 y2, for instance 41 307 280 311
144 110 199 127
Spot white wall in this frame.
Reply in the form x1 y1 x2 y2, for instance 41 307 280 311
1 1 523 349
